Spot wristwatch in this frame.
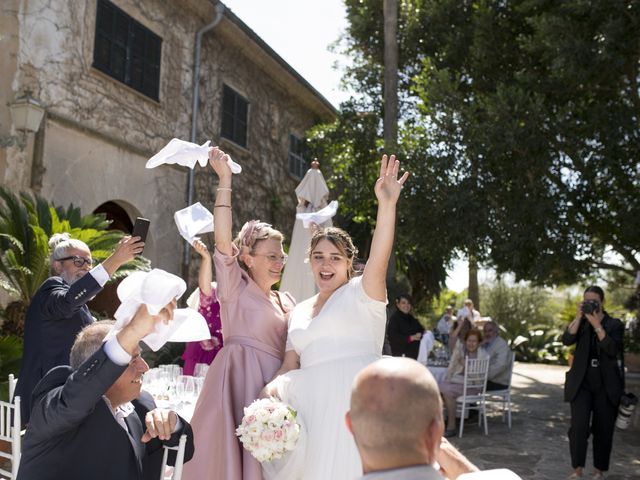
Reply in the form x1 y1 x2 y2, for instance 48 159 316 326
594 326 603 334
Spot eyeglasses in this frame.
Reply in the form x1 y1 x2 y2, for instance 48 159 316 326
57 255 93 267
251 253 288 265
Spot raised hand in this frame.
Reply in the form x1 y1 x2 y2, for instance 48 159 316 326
374 154 410 205
102 235 145 276
117 300 177 356
192 239 210 259
208 146 232 179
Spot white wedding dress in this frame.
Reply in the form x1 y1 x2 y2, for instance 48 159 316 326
263 276 387 480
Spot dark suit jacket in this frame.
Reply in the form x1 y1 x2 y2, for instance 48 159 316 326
387 310 424 359
562 312 624 405
17 347 195 480
15 273 102 423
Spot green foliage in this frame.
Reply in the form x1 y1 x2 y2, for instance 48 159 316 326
0 335 23 401
482 281 572 363
327 0 640 303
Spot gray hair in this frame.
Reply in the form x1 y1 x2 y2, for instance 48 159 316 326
69 320 114 369
49 233 90 274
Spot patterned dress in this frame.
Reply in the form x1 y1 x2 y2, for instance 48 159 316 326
181 287 223 376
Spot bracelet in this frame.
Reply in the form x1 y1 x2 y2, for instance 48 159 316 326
214 204 231 208
217 187 232 192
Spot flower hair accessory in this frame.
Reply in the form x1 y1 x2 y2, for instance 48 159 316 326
239 220 273 249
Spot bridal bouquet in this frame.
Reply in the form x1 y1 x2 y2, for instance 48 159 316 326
236 398 300 462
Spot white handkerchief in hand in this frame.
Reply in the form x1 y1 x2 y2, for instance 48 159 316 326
145 138 242 173
107 269 210 352
296 200 339 228
174 202 213 244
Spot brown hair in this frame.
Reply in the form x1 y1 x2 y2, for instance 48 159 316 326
308 227 358 278
464 328 483 343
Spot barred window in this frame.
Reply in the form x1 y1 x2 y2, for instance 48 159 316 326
288 134 307 178
221 85 249 148
93 0 162 100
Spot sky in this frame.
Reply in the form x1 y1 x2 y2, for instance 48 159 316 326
222 0 470 292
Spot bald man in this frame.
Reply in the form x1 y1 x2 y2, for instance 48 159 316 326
346 357 521 479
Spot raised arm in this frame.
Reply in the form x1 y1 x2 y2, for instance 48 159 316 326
101 235 144 276
362 154 409 301
209 147 234 255
193 239 213 297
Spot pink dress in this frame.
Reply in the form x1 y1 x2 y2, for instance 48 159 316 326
182 247 294 480
181 288 223 376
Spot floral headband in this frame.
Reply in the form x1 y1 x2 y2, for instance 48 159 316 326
239 220 272 249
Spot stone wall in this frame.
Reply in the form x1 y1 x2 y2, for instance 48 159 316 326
0 0 335 301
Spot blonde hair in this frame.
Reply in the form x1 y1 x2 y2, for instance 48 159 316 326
308 227 358 279
233 220 283 271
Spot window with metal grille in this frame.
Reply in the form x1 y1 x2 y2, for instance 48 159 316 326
221 85 249 148
93 0 162 100
288 134 307 178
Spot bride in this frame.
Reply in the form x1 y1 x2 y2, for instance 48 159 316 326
262 154 409 480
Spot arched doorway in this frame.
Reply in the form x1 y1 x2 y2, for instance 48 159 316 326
88 200 141 318
93 201 134 233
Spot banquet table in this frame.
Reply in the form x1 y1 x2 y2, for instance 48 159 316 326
427 364 449 384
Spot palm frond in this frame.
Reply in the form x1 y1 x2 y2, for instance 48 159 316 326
0 233 24 254
0 278 20 298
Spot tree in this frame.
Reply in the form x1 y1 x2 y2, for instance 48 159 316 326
327 0 640 301
0 186 150 335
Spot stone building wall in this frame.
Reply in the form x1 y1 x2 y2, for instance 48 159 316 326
0 0 336 303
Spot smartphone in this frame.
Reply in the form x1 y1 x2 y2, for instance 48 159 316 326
131 217 150 253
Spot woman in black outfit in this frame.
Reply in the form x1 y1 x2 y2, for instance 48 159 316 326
386 294 424 359
562 286 624 480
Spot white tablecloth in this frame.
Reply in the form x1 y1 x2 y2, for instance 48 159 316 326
427 366 448 384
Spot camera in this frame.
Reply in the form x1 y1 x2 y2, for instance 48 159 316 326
582 299 600 315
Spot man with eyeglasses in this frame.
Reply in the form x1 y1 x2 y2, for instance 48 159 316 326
481 321 512 391
15 232 143 424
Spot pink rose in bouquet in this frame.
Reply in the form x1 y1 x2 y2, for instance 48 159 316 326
236 398 300 462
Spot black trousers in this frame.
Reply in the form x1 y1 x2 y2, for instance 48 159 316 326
568 371 618 471
486 380 508 391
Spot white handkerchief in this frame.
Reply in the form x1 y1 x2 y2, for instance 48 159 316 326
296 200 339 228
174 202 214 244
145 138 242 173
107 269 211 352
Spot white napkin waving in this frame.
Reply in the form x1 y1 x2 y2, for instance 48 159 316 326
107 269 211 351
296 200 339 228
145 138 242 173
174 202 214 244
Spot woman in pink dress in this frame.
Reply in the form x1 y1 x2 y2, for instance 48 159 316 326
181 239 223 376
182 147 295 480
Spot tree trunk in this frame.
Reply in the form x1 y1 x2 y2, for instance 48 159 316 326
383 0 398 154
0 301 27 337
468 255 479 311
383 0 399 288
